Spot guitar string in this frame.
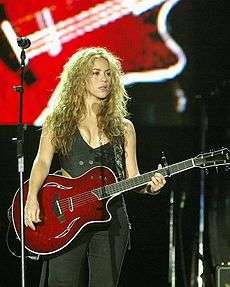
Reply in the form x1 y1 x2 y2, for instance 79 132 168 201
57 192 97 213
49 156 219 214
56 181 129 213
27 0 128 56
55 159 197 213
56 128 126 212
55 170 153 213
53 159 158 213
45 152 224 214
53 182 124 213
52 132 204 213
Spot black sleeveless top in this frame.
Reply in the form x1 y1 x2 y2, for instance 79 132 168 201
59 131 119 179
58 132 130 249
58 131 129 218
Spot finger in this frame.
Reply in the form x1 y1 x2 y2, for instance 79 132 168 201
150 182 159 190
149 182 161 193
152 174 163 185
158 163 163 169
154 173 165 184
28 220 36 230
145 183 152 193
151 176 159 186
25 217 36 230
35 209 41 222
154 172 164 178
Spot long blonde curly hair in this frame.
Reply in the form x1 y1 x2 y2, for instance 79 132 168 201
45 47 130 155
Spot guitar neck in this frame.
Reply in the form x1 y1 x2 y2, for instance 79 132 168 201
26 0 158 59
94 158 195 199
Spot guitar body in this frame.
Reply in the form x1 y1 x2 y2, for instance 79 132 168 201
12 166 117 255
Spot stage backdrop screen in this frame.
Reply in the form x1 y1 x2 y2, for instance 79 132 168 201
0 0 187 125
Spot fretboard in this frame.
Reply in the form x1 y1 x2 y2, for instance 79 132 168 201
94 158 195 199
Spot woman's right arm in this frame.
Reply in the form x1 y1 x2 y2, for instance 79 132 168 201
24 126 55 230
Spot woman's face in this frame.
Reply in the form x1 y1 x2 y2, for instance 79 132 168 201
86 57 112 100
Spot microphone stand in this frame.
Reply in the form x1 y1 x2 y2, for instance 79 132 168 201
197 94 208 287
13 42 29 287
161 152 176 287
168 188 176 287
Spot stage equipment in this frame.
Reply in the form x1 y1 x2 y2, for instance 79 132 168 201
12 36 31 287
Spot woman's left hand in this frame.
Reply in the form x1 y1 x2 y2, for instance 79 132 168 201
145 164 166 195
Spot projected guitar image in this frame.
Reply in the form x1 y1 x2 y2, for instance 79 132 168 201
0 0 186 124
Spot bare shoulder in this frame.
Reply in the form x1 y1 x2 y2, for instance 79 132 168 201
41 119 54 138
38 120 55 152
123 118 135 134
123 118 136 143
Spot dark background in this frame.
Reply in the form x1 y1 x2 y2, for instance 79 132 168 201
1 1 230 286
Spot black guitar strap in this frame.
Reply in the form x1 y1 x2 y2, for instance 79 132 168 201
113 142 132 250
113 143 125 181
39 260 48 287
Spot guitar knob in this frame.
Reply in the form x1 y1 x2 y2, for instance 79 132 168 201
205 168 209 175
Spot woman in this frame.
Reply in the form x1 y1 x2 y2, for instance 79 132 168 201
24 47 166 287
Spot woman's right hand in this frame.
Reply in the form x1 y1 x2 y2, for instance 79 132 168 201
24 196 41 230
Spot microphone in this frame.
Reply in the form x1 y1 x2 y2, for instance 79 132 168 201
17 37 31 49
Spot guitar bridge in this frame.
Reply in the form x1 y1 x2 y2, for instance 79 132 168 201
53 193 64 222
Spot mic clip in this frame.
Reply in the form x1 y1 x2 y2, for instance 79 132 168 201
17 37 31 49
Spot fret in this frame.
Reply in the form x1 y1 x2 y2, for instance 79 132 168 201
94 158 195 199
78 147 230 201
92 146 230 198
94 187 107 199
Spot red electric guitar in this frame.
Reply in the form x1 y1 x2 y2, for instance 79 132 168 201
11 148 230 255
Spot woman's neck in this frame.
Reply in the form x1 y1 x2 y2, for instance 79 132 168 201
84 96 102 118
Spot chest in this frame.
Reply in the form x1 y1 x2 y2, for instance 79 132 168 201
60 133 116 178
78 120 109 149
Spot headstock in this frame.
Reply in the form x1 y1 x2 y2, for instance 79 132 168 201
194 148 230 169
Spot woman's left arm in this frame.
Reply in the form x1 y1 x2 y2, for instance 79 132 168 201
123 119 166 195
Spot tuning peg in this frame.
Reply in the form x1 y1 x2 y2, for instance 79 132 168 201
161 151 168 167
209 148 214 155
161 151 171 177
225 166 230 172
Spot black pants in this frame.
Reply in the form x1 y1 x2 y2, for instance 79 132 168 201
40 201 130 287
